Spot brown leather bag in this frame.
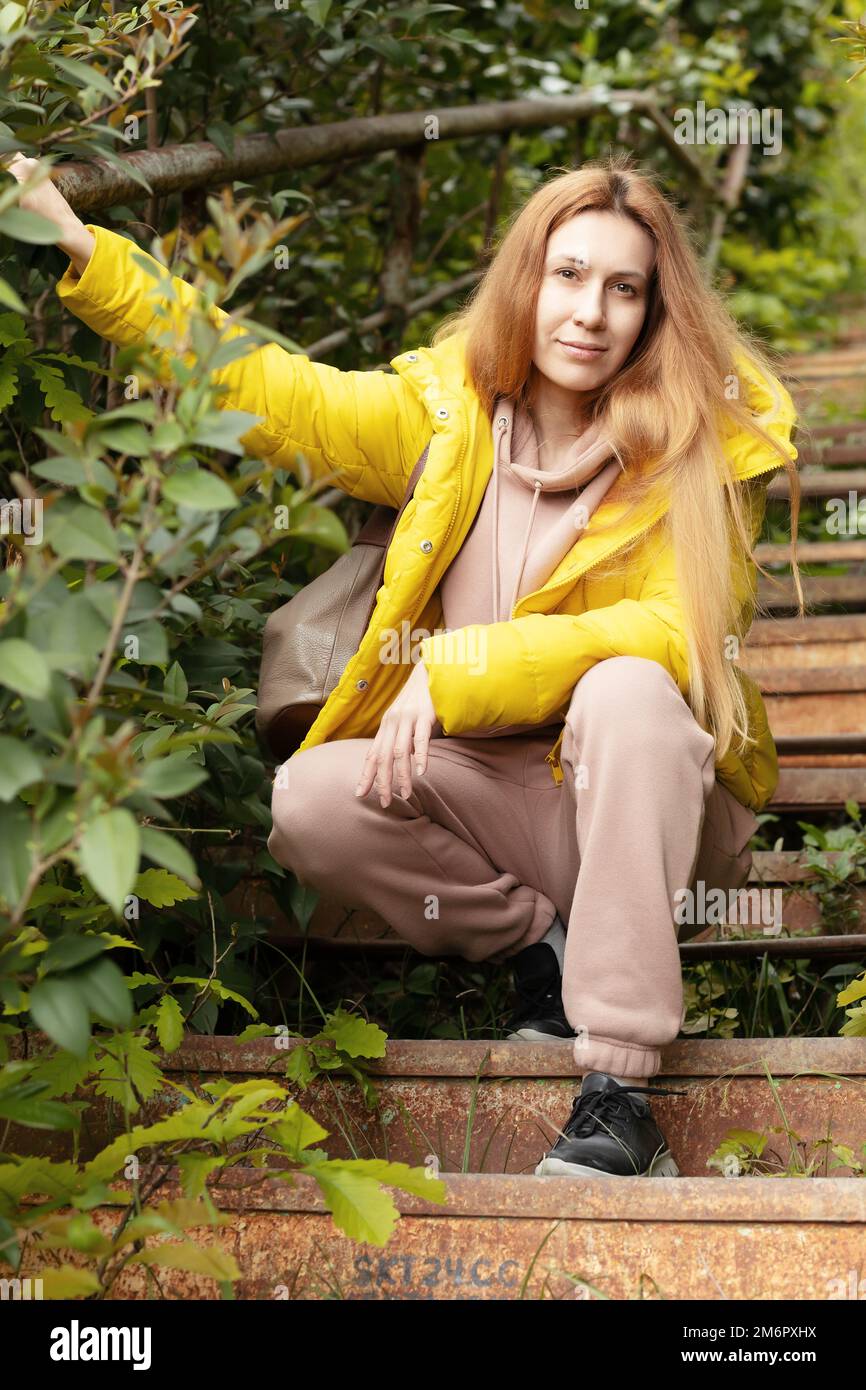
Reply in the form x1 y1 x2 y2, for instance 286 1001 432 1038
256 442 432 760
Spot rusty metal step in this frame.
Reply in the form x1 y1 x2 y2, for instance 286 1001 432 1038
747 612 866 644
18 1165 866 1301
795 443 866 467
757 574 866 609
17 1036 866 1300
797 421 866 442
771 765 866 810
158 1035 866 1180
767 468 866 498
755 541 866 564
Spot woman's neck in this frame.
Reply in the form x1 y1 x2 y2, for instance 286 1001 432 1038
528 378 594 471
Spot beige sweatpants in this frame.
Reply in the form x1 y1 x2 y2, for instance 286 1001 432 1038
268 656 760 1078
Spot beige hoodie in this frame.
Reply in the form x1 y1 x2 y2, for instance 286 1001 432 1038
435 396 622 737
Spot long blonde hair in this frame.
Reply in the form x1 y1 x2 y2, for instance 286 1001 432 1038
431 152 803 764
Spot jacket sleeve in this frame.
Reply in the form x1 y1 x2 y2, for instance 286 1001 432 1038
418 472 778 737
55 224 430 508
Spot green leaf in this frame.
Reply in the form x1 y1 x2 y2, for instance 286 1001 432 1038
163 469 237 511
52 54 117 99
28 976 91 1058
175 1153 225 1199
45 503 120 562
32 456 116 492
326 1156 447 1203
43 935 106 974
173 976 258 1018
0 347 20 410
0 802 33 911
189 409 262 456
272 1102 329 1154
0 274 27 313
320 1008 387 1059
0 735 43 801
39 1265 103 1299
139 755 208 798
78 808 140 917
71 957 133 1029
0 206 62 243
29 360 93 423
163 661 188 704
0 1216 20 1269
130 1240 240 1281
311 1164 400 1246
0 311 27 345
133 868 198 908
155 995 184 1053
301 0 333 25
0 1093 79 1130
0 638 51 697
92 1033 162 1110
139 827 200 888
289 879 319 932
838 976 866 1005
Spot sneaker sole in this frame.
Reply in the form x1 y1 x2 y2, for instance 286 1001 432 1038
534 1152 681 1178
506 1027 575 1042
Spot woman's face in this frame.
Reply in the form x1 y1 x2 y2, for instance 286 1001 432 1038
532 209 655 395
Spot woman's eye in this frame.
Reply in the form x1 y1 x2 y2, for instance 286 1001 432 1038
613 282 638 296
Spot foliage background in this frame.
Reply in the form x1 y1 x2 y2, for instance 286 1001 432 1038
0 0 865 1053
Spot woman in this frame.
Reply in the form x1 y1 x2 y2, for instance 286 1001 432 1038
11 151 801 1178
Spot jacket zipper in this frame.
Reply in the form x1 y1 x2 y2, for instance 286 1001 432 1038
539 452 789 785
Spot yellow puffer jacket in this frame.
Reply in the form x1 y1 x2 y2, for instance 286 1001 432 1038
56 224 798 812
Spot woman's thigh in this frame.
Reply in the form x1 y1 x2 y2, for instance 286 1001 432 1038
271 727 563 892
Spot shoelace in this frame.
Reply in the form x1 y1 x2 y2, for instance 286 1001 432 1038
563 1081 688 1139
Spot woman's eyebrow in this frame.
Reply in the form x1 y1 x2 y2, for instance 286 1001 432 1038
547 254 648 281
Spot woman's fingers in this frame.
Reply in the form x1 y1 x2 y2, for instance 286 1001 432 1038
413 718 433 777
3 151 79 240
374 715 415 806
355 716 424 806
355 743 381 799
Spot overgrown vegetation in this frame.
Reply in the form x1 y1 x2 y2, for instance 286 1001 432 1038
0 0 864 1296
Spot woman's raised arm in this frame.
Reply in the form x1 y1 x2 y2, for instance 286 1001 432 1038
4 153 429 508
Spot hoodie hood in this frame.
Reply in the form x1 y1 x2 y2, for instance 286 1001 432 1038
491 396 623 623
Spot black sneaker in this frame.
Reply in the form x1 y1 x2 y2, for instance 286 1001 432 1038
505 940 575 1041
534 1072 687 1177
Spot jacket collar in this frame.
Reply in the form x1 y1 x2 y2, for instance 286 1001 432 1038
390 334 796 608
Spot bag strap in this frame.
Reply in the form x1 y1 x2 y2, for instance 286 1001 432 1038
355 440 432 549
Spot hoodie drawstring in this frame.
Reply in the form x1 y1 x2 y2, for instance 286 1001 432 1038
492 413 544 625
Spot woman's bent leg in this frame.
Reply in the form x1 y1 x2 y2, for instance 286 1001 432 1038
553 656 723 1080
268 735 560 962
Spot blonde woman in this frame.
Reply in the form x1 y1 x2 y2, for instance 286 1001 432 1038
11 151 800 1178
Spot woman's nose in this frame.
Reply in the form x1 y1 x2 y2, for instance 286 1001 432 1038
572 294 605 329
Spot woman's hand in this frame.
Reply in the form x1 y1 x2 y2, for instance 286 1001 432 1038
355 659 437 807
2 152 95 271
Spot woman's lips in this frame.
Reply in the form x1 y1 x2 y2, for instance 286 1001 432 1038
557 340 608 361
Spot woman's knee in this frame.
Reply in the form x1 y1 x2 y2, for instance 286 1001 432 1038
268 743 357 873
565 656 678 730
